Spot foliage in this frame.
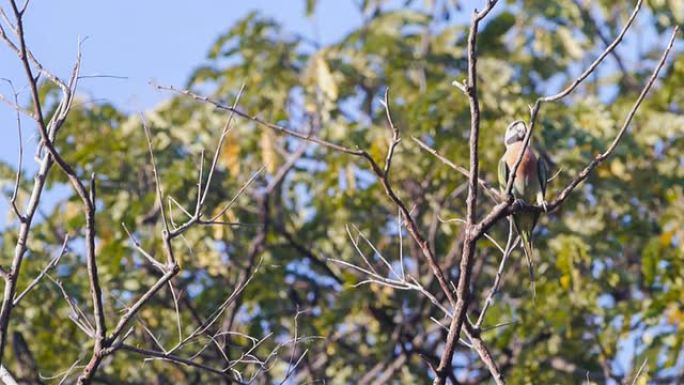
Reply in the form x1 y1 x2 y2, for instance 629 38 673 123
1 0 683 384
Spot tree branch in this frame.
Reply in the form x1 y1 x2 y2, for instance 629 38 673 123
474 25 679 239
13 235 69 306
0 0 78 364
504 0 643 198
433 2 499 383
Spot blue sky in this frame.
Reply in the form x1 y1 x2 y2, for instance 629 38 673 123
0 1 361 165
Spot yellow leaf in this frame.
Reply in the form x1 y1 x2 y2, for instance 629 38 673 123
346 163 356 192
210 207 238 240
368 134 386 164
558 27 583 59
260 130 279 174
63 201 81 221
670 0 684 23
660 230 674 246
219 131 240 176
213 220 224 240
560 274 571 289
667 304 684 329
610 159 631 180
314 54 338 101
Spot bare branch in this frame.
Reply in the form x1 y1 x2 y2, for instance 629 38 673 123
547 26 680 212
337 220 506 385
13 235 69 306
209 167 264 222
463 327 505 385
0 78 26 223
108 268 178 345
165 85 457 308
199 83 245 208
630 358 648 385
381 88 400 176
504 0 643 197
0 365 18 385
168 281 183 344
120 344 245 383
86 173 107 346
157 84 366 156
412 136 499 201
571 0 635 87
121 223 165 271
5 3 108 367
142 116 171 240
166 263 259 356
56 358 82 385
0 0 80 362
47 275 95 338
474 25 680 239
475 219 517 328
433 2 499 383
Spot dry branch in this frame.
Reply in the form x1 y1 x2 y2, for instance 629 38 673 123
433 2 499 383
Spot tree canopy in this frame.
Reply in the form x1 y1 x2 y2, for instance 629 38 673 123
0 0 683 384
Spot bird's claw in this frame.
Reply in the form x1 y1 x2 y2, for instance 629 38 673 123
541 200 548 213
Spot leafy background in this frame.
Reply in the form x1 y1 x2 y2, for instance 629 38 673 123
0 0 683 384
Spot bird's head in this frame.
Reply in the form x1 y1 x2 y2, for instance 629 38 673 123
504 120 527 146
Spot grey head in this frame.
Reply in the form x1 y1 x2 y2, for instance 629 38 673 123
504 120 527 146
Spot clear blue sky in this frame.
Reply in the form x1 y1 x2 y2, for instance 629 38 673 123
0 0 360 165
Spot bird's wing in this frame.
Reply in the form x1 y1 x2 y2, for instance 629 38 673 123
537 156 548 198
498 157 509 193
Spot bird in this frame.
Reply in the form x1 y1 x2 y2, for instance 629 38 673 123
498 120 548 297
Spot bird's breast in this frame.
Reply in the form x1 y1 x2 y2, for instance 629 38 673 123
504 142 538 199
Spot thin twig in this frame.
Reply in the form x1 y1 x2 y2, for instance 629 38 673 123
47 275 95 338
475 219 517 328
0 78 26 222
199 83 245 208
121 223 165 271
504 0 643 198
630 358 648 385
209 167 264 222
120 344 244 383
0 365 18 385
142 116 171 243
157 84 365 156
412 136 499 201
474 25 680 239
13 235 69 306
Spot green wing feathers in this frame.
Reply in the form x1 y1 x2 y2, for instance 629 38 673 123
537 157 548 205
498 158 509 192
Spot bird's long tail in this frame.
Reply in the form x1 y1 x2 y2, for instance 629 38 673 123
518 226 537 299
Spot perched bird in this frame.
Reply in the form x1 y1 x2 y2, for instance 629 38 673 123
498 120 547 296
